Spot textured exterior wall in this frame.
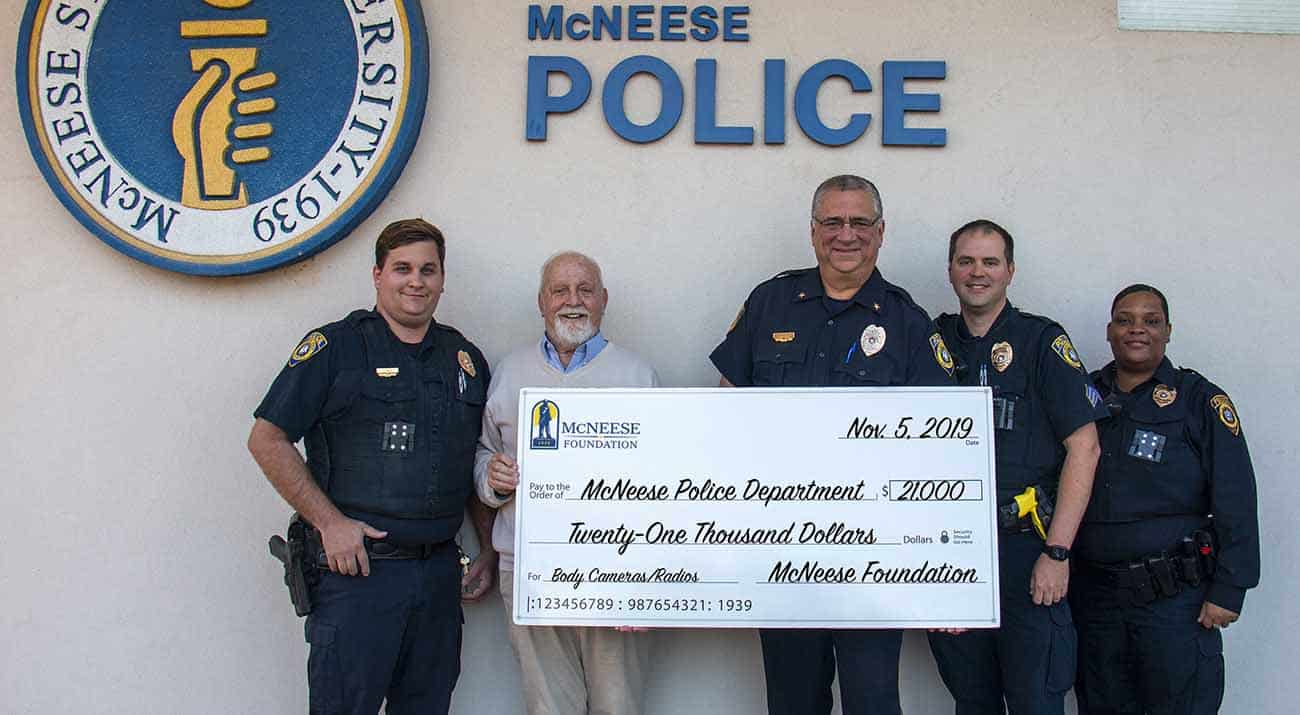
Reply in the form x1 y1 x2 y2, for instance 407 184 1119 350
2 1 1296 712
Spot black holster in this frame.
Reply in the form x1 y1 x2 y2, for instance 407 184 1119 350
268 514 318 617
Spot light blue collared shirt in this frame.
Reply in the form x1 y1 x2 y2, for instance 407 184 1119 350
540 332 608 373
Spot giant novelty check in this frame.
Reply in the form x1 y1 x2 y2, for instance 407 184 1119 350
512 387 1000 629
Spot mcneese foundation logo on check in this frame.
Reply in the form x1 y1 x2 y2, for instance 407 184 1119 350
529 399 642 451
16 0 429 275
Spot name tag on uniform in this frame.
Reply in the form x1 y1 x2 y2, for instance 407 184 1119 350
375 367 400 378
1128 429 1166 462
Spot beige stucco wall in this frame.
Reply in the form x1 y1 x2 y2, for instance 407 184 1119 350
2 1 1296 712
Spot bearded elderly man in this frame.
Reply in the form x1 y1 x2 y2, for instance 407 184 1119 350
475 251 659 715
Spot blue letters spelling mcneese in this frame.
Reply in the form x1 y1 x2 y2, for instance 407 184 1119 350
524 4 947 147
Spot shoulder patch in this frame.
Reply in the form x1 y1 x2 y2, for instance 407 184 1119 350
929 333 954 376
1209 394 1241 436
288 331 328 368
728 304 744 334
1050 334 1085 372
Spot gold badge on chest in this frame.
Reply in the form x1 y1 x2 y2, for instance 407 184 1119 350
860 325 887 356
1152 384 1177 408
457 350 476 378
991 342 1014 373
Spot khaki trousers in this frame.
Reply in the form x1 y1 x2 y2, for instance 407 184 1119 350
500 569 649 715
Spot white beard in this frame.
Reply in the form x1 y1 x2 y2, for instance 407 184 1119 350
550 317 596 349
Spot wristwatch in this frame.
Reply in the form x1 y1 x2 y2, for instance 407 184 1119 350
1042 544 1071 561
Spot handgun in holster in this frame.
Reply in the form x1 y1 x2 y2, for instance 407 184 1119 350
268 514 318 617
997 485 1055 541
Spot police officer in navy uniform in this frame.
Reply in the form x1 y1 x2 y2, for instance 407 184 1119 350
248 219 497 714
926 220 1105 714
711 175 955 715
1071 284 1259 714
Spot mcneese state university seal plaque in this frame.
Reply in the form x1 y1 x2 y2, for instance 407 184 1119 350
16 1 429 276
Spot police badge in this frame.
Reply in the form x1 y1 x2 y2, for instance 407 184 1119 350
991 342 1013 372
1152 385 1177 408
860 325 887 356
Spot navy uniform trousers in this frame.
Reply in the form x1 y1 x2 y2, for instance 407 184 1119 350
1070 570 1223 715
305 542 462 715
928 533 1076 715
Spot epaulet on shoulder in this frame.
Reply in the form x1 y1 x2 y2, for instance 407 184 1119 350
1175 366 1210 392
764 267 814 284
316 310 367 335
341 308 372 326
434 321 467 339
1016 309 1061 330
883 283 929 317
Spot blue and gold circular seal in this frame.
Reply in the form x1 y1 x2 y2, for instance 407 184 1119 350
16 0 429 276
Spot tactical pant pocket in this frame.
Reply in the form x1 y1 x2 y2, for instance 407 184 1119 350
1046 601 1077 695
305 620 342 714
1189 627 1225 714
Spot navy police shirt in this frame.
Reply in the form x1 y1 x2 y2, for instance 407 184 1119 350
711 268 954 388
255 308 489 545
1078 357 1259 612
936 303 1107 501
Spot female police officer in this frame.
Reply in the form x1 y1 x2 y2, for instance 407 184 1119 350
1071 284 1260 714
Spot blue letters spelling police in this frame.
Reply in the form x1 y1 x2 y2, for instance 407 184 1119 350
524 4 948 147
17 1 430 276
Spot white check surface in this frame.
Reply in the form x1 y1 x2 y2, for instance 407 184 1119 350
512 387 1000 629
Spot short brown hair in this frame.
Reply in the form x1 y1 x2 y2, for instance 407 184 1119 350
948 219 1014 264
375 218 445 269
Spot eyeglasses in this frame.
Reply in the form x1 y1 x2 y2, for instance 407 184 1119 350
812 215 883 233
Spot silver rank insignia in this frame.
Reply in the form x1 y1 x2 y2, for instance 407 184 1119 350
1210 394 1241 436
457 350 476 378
1152 385 1177 408
288 331 327 368
860 325 886 356
991 342 1014 372
1050 334 1084 371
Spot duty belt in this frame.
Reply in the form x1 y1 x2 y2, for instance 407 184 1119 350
1081 529 1217 606
305 524 443 568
